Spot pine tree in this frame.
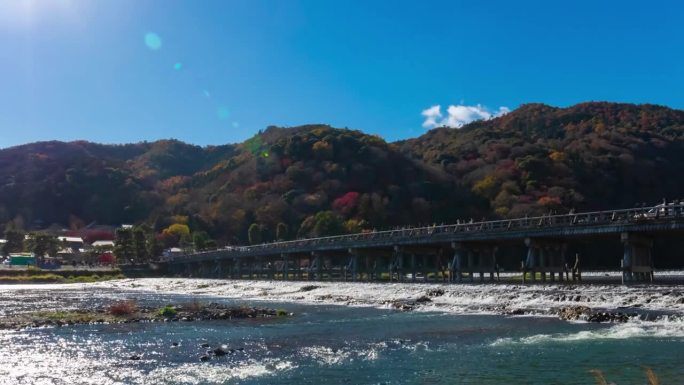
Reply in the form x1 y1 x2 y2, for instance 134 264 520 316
2 229 24 256
276 222 288 241
114 228 135 264
132 227 149 263
248 223 262 245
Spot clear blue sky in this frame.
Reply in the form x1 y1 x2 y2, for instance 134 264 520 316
1 0 683 148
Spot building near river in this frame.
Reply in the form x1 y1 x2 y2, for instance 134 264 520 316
91 240 115 251
57 236 85 252
9 253 35 266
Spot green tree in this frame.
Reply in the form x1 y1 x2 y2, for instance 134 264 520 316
299 211 345 238
312 211 345 237
26 233 59 262
2 229 24 256
192 231 210 251
133 227 149 263
147 233 164 261
276 222 288 241
114 228 135 264
248 223 262 245
205 239 218 249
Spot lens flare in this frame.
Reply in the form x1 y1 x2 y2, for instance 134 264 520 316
144 33 162 50
174 62 182 70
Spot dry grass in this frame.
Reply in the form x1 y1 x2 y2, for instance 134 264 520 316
590 369 609 385
108 300 138 316
643 367 659 385
0 274 64 282
590 367 659 385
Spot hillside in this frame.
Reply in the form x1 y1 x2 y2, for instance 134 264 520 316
402 102 684 217
159 125 480 244
1 102 684 246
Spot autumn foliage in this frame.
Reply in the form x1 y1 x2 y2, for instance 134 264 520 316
0 102 683 249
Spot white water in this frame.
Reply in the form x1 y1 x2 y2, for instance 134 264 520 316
5 277 684 344
491 316 684 346
86 278 684 316
95 277 684 344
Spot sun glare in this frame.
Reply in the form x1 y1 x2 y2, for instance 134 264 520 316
0 0 78 28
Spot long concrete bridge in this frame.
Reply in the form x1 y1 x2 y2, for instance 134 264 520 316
167 202 684 284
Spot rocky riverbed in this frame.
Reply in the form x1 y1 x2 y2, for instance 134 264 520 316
0 301 289 330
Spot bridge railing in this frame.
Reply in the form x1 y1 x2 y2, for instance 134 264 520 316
173 202 684 261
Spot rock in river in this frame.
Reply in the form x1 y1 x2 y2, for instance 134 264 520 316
213 347 229 356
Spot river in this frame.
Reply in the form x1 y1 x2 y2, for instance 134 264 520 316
1 278 683 384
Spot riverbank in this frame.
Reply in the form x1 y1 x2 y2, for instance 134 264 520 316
0 271 125 284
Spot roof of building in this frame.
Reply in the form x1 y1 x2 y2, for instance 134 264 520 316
92 240 115 247
57 236 84 243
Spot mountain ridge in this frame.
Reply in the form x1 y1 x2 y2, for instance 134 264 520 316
1 102 683 245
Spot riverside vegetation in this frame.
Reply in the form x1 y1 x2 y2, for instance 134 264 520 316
0 299 290 330
0 267 126 283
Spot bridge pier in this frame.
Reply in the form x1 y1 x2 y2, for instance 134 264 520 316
398 246 445 282
450 242 498 283
391 247 404 282
197 261 210 278
214 259 222 278
621 233 654 283
346 248 394 281
183 262 193 277
307 253 321 281
294 257 302 280
345 250 359 282
233 259 242 279
281 254 290 280
220 259 231 278
524 238 569 283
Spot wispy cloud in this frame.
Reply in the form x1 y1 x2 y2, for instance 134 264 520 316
421 104 510 129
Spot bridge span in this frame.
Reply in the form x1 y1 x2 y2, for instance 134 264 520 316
167 203 684 284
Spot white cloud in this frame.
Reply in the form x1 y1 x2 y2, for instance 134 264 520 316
421 104 510 129
420 105 442 128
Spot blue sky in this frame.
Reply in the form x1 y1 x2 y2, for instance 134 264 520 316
0 0 683 148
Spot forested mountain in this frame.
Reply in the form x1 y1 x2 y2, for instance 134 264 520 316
1 102 683 246
402 102 684 217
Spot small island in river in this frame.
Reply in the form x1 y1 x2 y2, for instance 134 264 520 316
0 300 290 330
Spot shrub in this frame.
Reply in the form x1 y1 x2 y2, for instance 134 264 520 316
66 275 97 283
158 305 177 318
0 274 63 282
109 300 138 316
276 309 289 317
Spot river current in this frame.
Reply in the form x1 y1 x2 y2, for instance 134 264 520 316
1 278 683 384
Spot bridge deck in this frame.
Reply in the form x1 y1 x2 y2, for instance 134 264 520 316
170 203 684 264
